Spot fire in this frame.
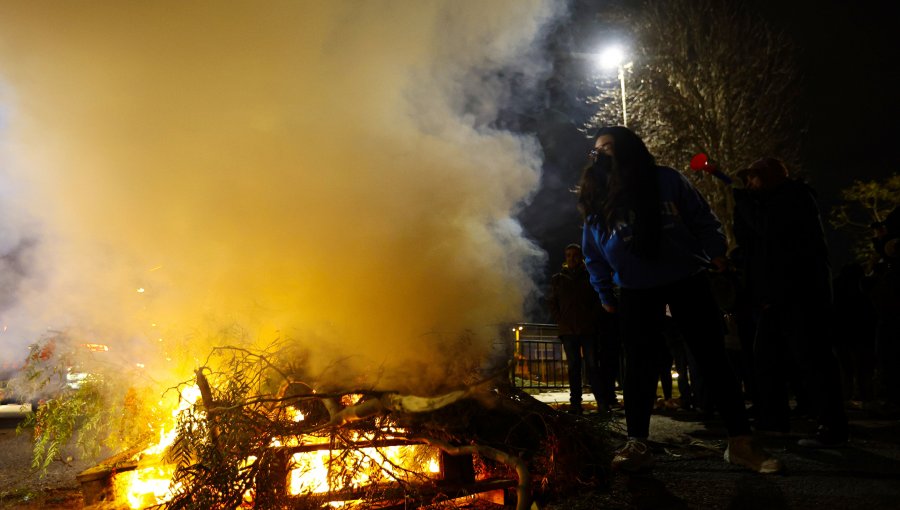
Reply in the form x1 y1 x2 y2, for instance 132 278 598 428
288 442 442 498
114 385 203 508
116 465 181 510
113 388 443 509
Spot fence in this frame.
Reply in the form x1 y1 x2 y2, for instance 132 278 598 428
509 323 588 392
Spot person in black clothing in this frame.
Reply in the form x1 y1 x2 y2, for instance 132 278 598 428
867 208 900 411
733 157 848 447
832 263 877 403
547 243 617 414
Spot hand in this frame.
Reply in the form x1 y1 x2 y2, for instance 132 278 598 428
602 304 617 313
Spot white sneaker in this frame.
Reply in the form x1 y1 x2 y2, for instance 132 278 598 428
612 438 655 472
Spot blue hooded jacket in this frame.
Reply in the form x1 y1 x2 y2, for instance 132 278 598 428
582 166 726 305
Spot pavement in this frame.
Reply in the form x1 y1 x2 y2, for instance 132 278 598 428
536 391 900 510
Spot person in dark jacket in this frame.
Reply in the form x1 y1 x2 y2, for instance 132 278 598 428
733 157 848 447
547 243 616 414
578 126 781 474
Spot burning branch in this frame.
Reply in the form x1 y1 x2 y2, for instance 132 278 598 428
193 368 220 447
413 436 532 510
92 345 612 509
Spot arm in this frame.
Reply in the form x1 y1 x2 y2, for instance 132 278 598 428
582 223 617 310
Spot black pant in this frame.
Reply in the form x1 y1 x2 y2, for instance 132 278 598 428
754 304 848 432
561 334 607 407
619 272 751 438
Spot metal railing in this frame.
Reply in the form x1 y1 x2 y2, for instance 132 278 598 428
509 323 588 391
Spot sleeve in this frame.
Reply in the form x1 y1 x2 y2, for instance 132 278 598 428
582 223 616 306
674 171 727 259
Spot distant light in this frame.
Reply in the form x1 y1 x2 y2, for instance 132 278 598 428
136 363 145 369
596 46 626 69
137 287 145 293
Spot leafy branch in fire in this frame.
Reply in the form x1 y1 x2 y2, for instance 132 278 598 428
154 345 613 510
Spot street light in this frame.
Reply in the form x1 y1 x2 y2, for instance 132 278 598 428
594 46 632 127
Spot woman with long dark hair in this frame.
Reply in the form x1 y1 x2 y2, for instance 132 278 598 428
578 126 781 473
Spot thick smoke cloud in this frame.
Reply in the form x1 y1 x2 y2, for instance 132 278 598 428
0 1 557 393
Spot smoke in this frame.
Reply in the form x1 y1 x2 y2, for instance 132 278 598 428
0 1 558 393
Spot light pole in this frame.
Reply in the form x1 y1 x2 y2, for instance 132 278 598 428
595 46 632 127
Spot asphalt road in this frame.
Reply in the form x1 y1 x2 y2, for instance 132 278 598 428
548 406 900 510
0 406 90 509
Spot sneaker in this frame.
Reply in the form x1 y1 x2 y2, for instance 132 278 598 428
797 425 848 448
724 436 783 474
612 438 655 472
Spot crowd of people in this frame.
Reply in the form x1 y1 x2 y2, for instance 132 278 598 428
545 125 900 475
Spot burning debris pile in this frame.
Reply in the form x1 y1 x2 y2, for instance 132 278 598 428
71 345 612 509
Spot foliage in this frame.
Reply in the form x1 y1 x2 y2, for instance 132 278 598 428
587 0 804 246
830 174 900 261
15 337 164 477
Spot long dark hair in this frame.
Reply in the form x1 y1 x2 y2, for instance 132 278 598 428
577 126 661 258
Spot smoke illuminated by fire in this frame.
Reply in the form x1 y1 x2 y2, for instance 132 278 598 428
0 2 557 393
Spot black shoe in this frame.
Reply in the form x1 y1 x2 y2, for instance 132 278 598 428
797 425 848 448
567 404 583 415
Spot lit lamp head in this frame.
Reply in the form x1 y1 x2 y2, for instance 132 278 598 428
595 46 626 70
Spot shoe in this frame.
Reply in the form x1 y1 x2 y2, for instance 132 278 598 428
797 425 848 448
611 438 655 472
567 404 583 415
724 436 783 474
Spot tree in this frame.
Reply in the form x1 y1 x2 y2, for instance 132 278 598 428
589 0 804 246
830 174 900 262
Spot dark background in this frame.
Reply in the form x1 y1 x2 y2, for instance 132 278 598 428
516 0 900 321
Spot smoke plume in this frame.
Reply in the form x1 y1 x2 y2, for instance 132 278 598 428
0 1 558 393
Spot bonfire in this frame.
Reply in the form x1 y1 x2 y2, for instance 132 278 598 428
19 337 613 509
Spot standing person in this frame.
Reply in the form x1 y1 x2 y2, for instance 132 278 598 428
547 244 615 414
867 208 900 414
577 126 781 473
733 157 848 446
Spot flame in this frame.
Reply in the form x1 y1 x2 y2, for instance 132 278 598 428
115 385 203 508
288 443 441 498
116 465 181 510
113 389 441 508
